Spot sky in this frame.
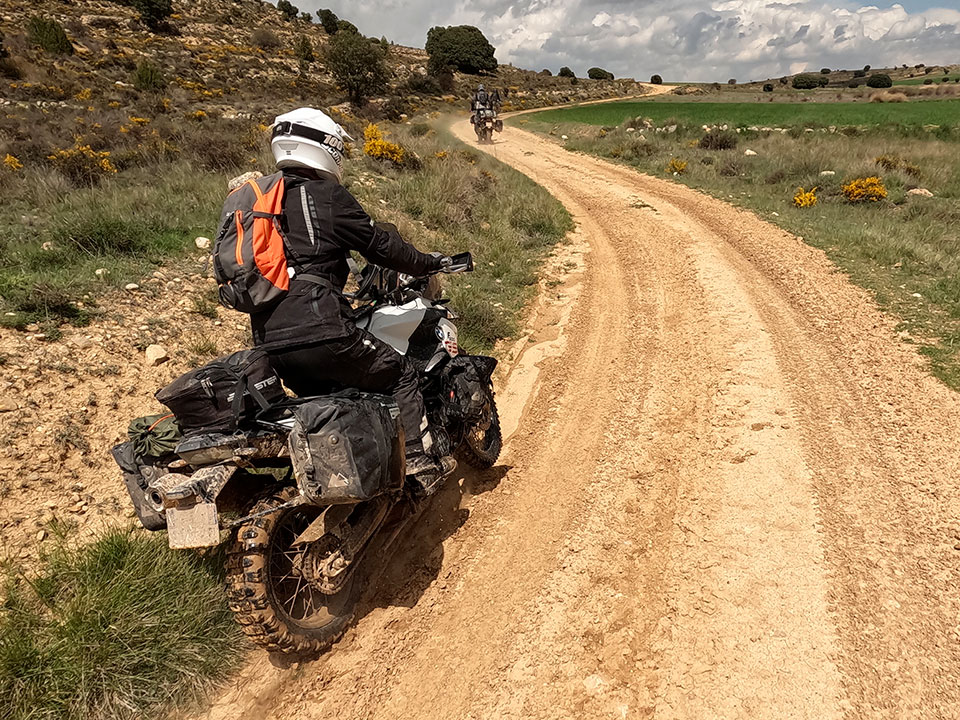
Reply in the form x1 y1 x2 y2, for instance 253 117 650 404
299 1 960 82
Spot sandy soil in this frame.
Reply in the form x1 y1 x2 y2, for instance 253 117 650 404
195 120 960 719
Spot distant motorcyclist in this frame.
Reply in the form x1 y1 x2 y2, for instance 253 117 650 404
259 107 455 496
471 83 490 112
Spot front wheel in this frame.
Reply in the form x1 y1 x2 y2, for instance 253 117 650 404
460 399 502 469
225 486 359 658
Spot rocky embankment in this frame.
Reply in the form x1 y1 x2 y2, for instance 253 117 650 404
0 252 248 561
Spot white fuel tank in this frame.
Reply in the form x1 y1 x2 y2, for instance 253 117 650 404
356 298 430 355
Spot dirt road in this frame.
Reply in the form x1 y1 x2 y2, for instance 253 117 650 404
204 123 960 719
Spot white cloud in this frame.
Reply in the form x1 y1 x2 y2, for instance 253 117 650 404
301 0 960 82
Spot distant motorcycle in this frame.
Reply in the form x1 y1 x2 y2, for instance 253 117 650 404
471 107 503 144
112 252 502 657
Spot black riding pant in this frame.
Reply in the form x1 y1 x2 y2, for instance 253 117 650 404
268 327 431 458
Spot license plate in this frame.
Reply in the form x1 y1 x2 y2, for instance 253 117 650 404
166 500 220 548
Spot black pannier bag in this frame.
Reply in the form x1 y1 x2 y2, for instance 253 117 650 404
288 391 405 505
155 349 285 434
443 355 498 423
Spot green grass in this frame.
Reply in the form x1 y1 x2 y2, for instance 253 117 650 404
525 99 960 129
895 75 960 86
0 163 223 330
523 113 960 388
0 528 245 720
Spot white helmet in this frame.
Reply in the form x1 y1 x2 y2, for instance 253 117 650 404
270 107 354 181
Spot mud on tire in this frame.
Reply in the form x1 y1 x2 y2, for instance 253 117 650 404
225 486 359 657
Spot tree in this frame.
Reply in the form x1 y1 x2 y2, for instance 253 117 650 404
294 35 314 73
650 74 663 84
558 66 575 78
853 69 866 78
325 28 389 105
863 64 871 71
727 78 736 85
300 12 312 23
792 73 820 89
317 9 339 34
866 73 893 88
425 25 497 75
763 83 774 92
540 68 552 76
820 67 831 74
277 0 298 22
587 67 614 80
337 19 359 35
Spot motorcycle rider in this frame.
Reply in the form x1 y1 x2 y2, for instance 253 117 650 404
258 107 456 496
471 83 490 113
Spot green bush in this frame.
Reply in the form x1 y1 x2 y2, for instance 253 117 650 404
854 69 866 78
401 73 443 96
817 76 829 87
317 8 339 34
820 67 831 74
115 0 173 31
588 67 614 80
558 66 575 78
699 130 738 150
867 73 893 88
300 11 312 23
277 0 298 21
728 78 737 85
762 83 774 92
425 25 497 76
792 73 820 89
132 60 165 92
0 529 244 720
27 16 73 55
294 35 314 71
325 27 389 105
251 27 281 49
650 74 663 84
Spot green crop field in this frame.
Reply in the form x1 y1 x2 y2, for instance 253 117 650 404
895 75 960 86
525 99 960 128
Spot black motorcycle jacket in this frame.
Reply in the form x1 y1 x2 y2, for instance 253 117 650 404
250 167 442 349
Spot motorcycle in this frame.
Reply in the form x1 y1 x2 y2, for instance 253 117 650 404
112 252 502 657
471 107 503 144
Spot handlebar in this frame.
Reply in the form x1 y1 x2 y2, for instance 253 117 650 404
349 251 474 304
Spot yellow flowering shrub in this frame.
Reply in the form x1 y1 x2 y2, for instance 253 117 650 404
128 116 150 126
74 87 92 101
793 186 818 208
48 143 117 186
190 109 207 121
842 176 887 203
3 154 23 171
666 158 687 175
363 124 405 166
433 150 448 159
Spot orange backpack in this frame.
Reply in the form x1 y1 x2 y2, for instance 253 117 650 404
213 172 291 313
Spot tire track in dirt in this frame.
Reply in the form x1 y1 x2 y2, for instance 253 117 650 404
203 121 960 720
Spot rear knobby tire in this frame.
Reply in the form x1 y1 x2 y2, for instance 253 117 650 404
225 486 359 657
460 400 502 469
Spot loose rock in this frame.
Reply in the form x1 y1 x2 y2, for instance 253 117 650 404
228 170 263 191
194 236 211 250
907 188 934 198
744 149 758 156
144 344 169 366
0 396 18 413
